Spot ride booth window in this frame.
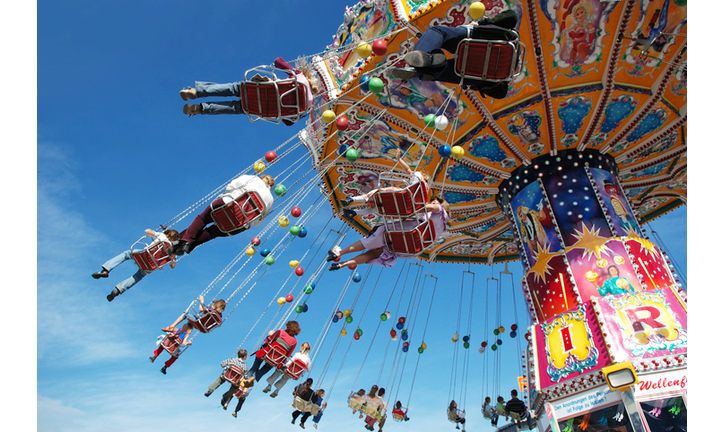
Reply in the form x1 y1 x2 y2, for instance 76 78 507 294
638 396 686 432
557 402 633 432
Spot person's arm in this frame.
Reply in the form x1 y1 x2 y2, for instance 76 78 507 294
425 202 442 213
169 254 176 269
395 148 413 175
182 331 192 346
198 295 206 313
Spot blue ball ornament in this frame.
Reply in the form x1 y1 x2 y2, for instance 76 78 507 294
402 345 409 352
359 76 370 92
401 332 408 341
260 248 271 257
496 339 503 345
438 145 452 158
337 144 349 156
332 315 339 323
352 272 362 283
462 335 470 342
303 304 309 313
297 227 308 238
510 331 517 338
396 322 404 330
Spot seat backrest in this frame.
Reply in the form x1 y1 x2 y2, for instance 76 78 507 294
223 364 246 383
241 79 306 121
210 191 264 234
373 181 428 217
132 241 171 272
348 397 364 411
283 358 308 380
385 219 437 255
456 39 518 81
496 405 508 416
160 333 182 354
190 310 223 334
263 339 290 367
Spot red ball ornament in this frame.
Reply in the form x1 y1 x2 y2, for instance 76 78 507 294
265 151 277 163
291 207 302 218
336 116 349 131
348 264 357 270
251 236 261 247
372 40 388 56
285 294 294 303
333 256 340 262
295 266 304 276
398 317 406 324
353 333 361 340
390 329 397 338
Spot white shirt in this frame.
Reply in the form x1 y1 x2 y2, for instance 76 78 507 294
222 175 274 226
285 352 312 372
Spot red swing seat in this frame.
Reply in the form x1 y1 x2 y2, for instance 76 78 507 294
262 337 292 368
283 358 308 380
372 172 429 218
384 218 437 256
222 364 246 384
210 191 265 234
233 385 251 399
454 26 525 82
240 66 309 124
159 332 183 355
131 240 173 272
188 310 223 334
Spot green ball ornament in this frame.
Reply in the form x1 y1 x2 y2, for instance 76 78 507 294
424 113 436 128
368 77 384 94
346 148 359 162
345 315 353 323
418 347 424 354
304 285 314 294
295 305 304 314
274 184 287 197
380 313 388 321
491 344 498 351
493 328 500 335
265 255 275 265
290 225 301 236
463 341 470 349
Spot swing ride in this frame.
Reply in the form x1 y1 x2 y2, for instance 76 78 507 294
109 0 687 431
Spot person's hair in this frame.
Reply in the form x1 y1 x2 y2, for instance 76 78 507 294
419 171 431 183
260 174 275 189
511 389 518 397
238 349 248 359
164 229 179 242
368 385 379 398
449 400 457 411
430 194 450 215
497 396 504 403
484 396 491 403
607 265 619 276
317 389 325 395
305 378 314 385
378 388 386 397
300 342 311 353
356 389 366 396
285 320 301 337
395 401 402 409
212 299 226 312
181 322 193 330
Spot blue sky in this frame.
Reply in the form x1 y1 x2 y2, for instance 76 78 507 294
25 1 691 431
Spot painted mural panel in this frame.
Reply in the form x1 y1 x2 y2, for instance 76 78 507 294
510 180 561 268
589 91 643 149
589 167 640 237
567 238 642 301
525 254 578 322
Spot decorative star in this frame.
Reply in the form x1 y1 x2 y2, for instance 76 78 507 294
528 243 557 284
568 223 613 260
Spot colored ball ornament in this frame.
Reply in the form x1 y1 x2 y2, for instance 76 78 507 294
511 324 518 331
424 113 436 128
402 344 409 352
345 315 353 324
493 328 499 335
295 305 304 314
336 116 349 131
290 225 301 236
396 322 404 330
346 148 359 162
265 255 275 265
353 332 361 340
481 341 488 348
380 313 388 321
274 184 287 197
260 248 271 257
277 297 286 306
303 304 308 313
434 115 449 130
253 161 266 174
390 329 397 338
348 264 357 270
463 341 470 349
438 145 452 158
384 311 391 320
332 314 339 323
469 1 486 19
462 335 470 342
291 207 302 218
304 285 314 295
496 339 503 345
401 332 408 341
341 329 347 336
279 216 289 227
478 347 485 354
322 109 336 124
398 317 406 324
337 144 349 156
289 260 299 268
251 236 261 246
491 345 498 351
359 76 370 92
352 272 362 282
295 266 304 276
336 311 344 319
246 247 255 256
498 325 505 333
298 227 308 238
355 328 363 336
343 309 352 317
451 145 465 159
265 151 277 163
421 342 427 350
357 41 372 58
418 347 424 354
372 39 388 56
368 77 384 94
510 331 517 338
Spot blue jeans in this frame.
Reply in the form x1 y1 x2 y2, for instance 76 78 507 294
194 81 244 115
247 356 274 381
101 250 150 293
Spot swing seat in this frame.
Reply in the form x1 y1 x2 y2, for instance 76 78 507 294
210 191 265 234
131 240 173 272
482 406 492 419
392 409 408 422
188 310 223 334
240 66 309 124
384 218 437 255
283 358 308 380
348 395 365 411
373 173 428 217
292 396 320 415
233 385 250 399
159 332 183 355
496 405 508 416
262 337 292 368
447 408 464 423
454 26 525 83
361 404 383 420
222 364 246 384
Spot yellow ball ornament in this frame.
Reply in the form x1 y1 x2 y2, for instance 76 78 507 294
469 2 486 20
322 109 336 124
343 309 352 317
341 328 348 336
451 145 465 159
279 216 290 228
289 260 299 268
246 247 255 256
253 161 266 174
277 297 286 306
357 42 372 58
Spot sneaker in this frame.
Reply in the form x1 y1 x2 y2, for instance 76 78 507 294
183 104 202 116
92 270 109 279
326 246 342 262
300 423 306 429
313 424 318 429
149 356 156 363
391 68 421 80
160 366 167 375
341 197 354 207
179 87 197 101
342 208 357 219
262 385 272 393
204 391 212 397
292 419 296 425
232 412 237 418
329 263 341 271
270 391 278 398
107 288 120 302
405 50 446 68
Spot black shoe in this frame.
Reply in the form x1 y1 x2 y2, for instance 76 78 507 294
341 197 354 207
391 68 421 80
149 356 156 363
204 391 212 397
300 423 305 429
342 208 357 219
181 242 192 254
107 288 120 302
326 247 341 262
92 269 109 279
160 366 167 375
329 263 341 271
405 50 446 68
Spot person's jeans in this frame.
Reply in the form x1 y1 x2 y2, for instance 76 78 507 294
194 81 244 115
101 249 149 293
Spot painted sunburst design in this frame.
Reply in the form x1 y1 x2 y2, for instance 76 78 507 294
568 223 613 260
629 235 659 260
528 243 558 284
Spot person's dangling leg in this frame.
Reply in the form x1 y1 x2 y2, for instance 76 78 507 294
195 81 241 98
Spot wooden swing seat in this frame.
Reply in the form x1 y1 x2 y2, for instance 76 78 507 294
392 410 408 422
455 26 525 82
348 395 365 411
132 240 173 272
210 191 265 234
